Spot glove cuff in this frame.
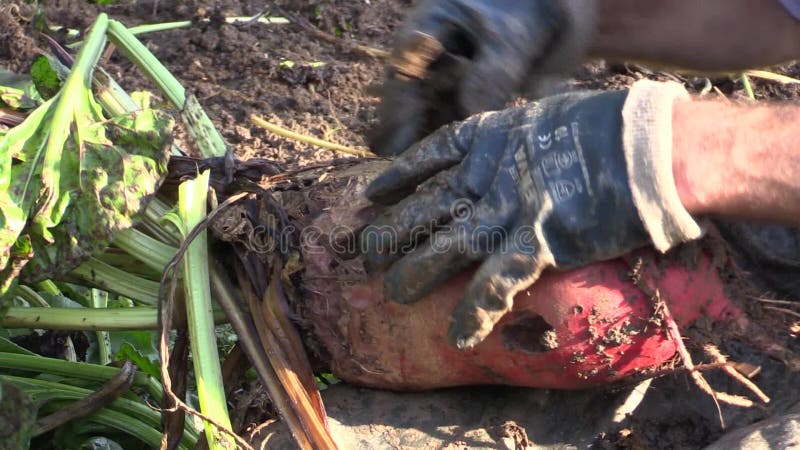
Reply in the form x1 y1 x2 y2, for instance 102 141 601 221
622 80 703 252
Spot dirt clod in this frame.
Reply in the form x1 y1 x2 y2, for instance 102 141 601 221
0 4 39 73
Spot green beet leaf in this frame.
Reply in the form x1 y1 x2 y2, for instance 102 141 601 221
0 14 172 296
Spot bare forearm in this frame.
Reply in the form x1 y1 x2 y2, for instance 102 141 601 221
672 100 800 224
591 0 800 71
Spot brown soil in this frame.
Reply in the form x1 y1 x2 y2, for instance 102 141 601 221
6 0 408 165
4 1 800 449
0 4 41 73
7 1 800 164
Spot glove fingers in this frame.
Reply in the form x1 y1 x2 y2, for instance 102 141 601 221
382 188 518 305
382 220 481 305
364 124 515 271
448 237 548 349
366 123 470 204
363 169 468 271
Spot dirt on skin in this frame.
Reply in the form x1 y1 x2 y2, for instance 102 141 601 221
3 0 800 449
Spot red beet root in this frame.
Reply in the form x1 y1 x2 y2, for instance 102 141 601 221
297 162 742 390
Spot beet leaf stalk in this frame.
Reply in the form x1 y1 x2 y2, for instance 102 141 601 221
178 170 235 449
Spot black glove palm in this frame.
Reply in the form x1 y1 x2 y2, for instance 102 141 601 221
364 90 651 349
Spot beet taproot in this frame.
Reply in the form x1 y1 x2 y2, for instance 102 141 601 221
285 160 743 391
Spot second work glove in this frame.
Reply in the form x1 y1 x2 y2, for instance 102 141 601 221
370 0 596 156
363 80 703 349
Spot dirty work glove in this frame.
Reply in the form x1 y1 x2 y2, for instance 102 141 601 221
369 0 595 156
363 80 703 349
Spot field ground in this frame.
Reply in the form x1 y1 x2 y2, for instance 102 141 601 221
4 0 800 448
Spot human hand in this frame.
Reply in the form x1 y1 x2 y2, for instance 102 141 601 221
363 81 703 349
369 0 594 156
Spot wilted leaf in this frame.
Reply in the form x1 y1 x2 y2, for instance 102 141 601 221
0 99 53 276
0 15 173 292
0 68 42 110
44 292 86 308
23 107 173 280
0 85 40 110
0 99 173 284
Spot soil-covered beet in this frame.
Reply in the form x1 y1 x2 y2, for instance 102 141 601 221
264 160 800 449
293 161 745 390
